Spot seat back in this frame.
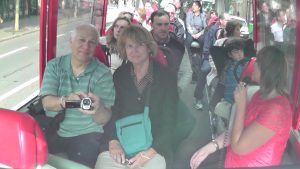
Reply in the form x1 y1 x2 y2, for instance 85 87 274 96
0 109 48 168
240 57 256 82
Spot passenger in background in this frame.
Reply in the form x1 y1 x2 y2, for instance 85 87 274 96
150 10 185 74
134 8 152 31
185 0 207 82
208 20 242 113
119 10 139 25
164 3 185 43
190 46 292 168
215 13 230 40
173 0 186 23
145 1 155 22
193 15 219 110
95 25 178 169
271 9 286 52
257 0 275 49
283 4 296 57
215 20 241 46
222 38 246 104
100 17 131 74
40 24 115 168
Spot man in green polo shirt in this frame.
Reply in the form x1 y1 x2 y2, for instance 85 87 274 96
40 24 115 168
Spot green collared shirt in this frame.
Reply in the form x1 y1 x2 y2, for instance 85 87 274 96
40 54 115 137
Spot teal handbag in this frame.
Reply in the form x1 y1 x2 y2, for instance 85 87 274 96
115 88 152 157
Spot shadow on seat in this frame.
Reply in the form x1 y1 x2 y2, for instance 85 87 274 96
0 109 48 168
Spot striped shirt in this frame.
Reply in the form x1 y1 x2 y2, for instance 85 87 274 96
40 55 115 137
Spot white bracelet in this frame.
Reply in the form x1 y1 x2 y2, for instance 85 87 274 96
59 96 65 109
140 152 151 160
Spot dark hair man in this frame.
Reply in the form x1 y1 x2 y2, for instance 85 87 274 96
150 10 185 74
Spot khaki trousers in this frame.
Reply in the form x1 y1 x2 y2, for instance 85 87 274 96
94 151 166 169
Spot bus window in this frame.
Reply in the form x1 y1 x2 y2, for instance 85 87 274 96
255 0 296 92
56 0 95 57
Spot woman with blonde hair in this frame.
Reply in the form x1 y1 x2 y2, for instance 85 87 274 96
95 25 178 169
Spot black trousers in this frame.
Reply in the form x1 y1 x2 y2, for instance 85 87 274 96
47 131 104 168
36 115 105 168
185 33 203 80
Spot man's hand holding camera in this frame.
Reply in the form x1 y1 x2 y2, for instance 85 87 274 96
64 91 111 125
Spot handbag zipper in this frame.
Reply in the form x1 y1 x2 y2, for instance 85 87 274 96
121 121 143 135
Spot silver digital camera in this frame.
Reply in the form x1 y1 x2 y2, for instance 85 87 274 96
65 97 92 110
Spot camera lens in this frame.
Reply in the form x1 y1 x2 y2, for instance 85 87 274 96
83 99 91 104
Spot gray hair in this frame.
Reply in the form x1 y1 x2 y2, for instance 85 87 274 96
70 24 100 43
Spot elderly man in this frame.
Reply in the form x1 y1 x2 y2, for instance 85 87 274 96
40 24 115 168
164 3 185 43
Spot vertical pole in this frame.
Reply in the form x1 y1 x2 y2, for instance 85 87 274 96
14 0 20 31
39 0 47 87
292 0 300 129
47 0 58 61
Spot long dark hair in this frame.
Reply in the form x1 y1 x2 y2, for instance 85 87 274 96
106 17 131 54
256 46 289 98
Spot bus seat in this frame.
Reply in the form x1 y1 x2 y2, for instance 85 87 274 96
94 44 109 66
240 57 256 82
0 109 48 169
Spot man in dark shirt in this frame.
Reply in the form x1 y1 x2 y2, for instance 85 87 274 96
150 10 185 74
164 3 185 43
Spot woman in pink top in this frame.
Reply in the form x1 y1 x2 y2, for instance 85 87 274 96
190 46 292 168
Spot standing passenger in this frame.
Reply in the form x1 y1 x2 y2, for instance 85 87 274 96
257 1 275 49
150 10 185 74
185 0 207 82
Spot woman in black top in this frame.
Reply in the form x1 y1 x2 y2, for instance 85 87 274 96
95 25 178 169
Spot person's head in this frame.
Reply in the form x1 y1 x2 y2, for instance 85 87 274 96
173 0 181 9
145 1 152 10
210 9 218 18
253 46 288 97
70 24 99 62
260 1 270 14
164 3 176 21
150 10 170 42
225 20 242 37
275 9 286 23
118 25 157 64
225 37 245 61
134 8 146 23
107 17 131 52
119 11 134 20
219 13 230 28
191 1 202 13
